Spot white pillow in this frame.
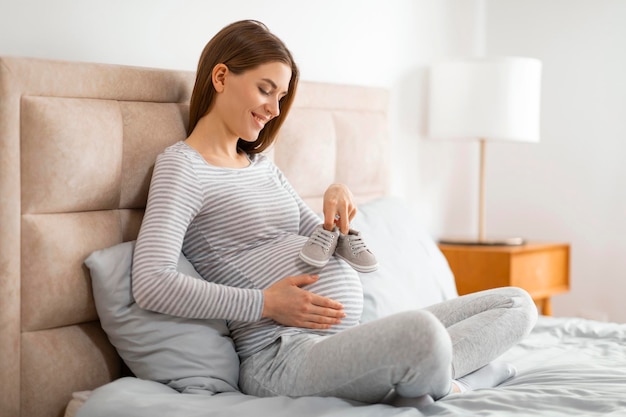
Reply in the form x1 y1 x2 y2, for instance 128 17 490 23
85 241 240 395
352 197 458 323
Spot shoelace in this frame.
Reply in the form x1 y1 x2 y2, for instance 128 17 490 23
309 228 337 252
347 234 368 254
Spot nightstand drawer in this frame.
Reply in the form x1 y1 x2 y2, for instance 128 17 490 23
510 247 569 299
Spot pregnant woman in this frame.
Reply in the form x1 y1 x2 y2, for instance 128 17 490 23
132 19 537 407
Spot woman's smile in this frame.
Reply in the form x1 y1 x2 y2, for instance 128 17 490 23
251 111 270 129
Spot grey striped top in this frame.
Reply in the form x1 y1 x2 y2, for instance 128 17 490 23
132 141 363 359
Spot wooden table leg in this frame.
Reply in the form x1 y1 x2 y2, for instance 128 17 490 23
534 298 552 316
542 298 553 316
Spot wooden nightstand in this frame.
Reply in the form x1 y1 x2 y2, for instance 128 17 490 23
438 242 570 315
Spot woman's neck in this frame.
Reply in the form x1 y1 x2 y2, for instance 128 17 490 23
185 115 250 168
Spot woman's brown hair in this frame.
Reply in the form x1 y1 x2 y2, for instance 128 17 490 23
188 20 300 154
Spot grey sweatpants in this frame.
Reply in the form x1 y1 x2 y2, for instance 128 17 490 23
239 286 538 403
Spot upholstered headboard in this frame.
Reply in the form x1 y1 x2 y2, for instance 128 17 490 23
0 56 390 417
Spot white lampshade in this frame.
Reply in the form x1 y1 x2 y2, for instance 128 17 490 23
428 56 542 143
428 56 542 245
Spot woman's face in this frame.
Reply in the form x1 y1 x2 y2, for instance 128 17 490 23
216 61 291 142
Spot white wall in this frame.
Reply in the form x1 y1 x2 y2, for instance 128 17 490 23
3 0 623 323
0 0 477 80
482 0 626 322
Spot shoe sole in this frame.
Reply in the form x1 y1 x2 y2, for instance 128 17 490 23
299 252 330 268
335 254 379 273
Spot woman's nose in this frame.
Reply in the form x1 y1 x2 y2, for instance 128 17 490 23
266 98 280 118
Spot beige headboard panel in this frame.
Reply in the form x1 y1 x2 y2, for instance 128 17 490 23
0 56 389 417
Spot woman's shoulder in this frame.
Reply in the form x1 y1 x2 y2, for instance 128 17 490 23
157 141 199 163
153 141 200 175
253 152 285 175
252 152 282 169
249 152 269 164
160 141 195 158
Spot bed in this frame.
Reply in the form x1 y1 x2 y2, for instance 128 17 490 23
1 56 625 417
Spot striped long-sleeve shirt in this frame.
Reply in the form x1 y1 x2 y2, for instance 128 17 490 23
132 141 363 359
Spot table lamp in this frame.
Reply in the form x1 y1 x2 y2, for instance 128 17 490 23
428 56 542 245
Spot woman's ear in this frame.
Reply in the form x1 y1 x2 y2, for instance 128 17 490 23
212 63 228 93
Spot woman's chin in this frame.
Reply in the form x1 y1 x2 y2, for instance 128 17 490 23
239 133 260 143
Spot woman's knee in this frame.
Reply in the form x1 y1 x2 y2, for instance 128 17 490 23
516 287 539 334
383 310 452 367
494 286 539 336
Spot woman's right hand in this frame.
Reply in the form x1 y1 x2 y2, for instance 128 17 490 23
262 275 346 329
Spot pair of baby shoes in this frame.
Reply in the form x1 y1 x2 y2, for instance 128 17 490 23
299 225 378 273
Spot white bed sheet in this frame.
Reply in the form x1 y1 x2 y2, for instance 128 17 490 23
76 316 626 417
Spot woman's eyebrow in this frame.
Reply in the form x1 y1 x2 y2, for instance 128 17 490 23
261 78 278 89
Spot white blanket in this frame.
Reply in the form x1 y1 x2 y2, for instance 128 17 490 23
76 316 626 417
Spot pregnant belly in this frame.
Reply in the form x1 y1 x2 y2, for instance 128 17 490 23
232 235 364 329
302 257 364 329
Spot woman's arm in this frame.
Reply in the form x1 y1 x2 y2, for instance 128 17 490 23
132 150 264 321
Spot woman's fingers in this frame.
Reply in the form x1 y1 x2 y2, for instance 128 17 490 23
308 293 345 316
323 183 356 234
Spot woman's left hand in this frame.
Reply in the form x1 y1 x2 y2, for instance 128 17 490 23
322 183 356 234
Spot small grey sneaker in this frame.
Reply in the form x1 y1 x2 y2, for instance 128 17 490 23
299 225 340 268
335 229 378 273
